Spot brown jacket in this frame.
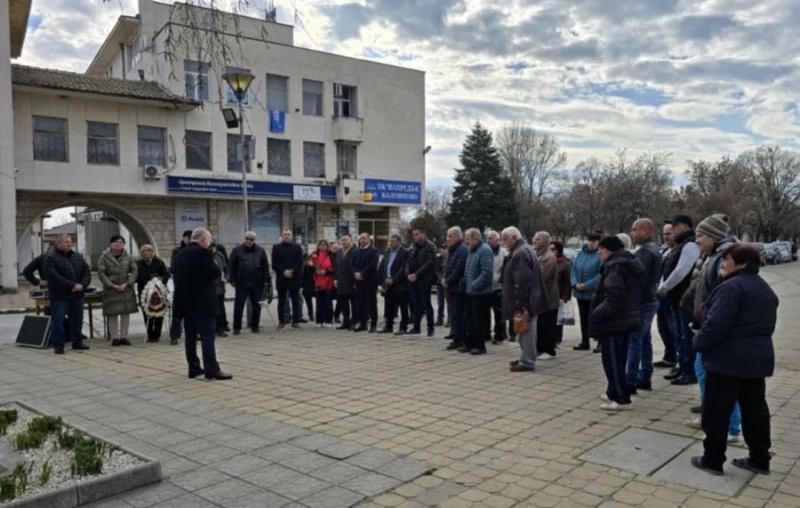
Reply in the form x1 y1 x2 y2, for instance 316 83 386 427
502 240 550 321
536 247 561 311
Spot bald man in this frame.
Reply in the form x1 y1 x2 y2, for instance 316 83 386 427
626 219 663 393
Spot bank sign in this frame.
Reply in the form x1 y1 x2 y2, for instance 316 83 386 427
167 176 336 201
363 179 422 205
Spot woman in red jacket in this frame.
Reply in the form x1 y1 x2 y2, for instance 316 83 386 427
309 240 335 327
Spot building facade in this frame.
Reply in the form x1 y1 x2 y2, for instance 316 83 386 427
1 0 426 291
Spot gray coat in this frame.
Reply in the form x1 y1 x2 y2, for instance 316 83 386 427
502 240 550 321
97 249 138 316
335 247 355 295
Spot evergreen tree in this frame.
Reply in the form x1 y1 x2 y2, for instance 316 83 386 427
448 122 519 232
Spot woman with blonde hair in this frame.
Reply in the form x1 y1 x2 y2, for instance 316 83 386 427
97 235 138 346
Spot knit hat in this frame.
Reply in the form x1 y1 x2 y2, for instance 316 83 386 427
696 214 730 242
599 235 625 252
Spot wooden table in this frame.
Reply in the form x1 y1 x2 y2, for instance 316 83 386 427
33 292 104 339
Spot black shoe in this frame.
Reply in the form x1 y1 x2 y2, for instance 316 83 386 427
470 348 486 356
217 332 228 338
690 456 724 476
170 339 179 346
188 368 205 379
205 371 233 381
298 319 309 324
573 344 591 351
664 369 682 380
636 381 652 391
457 346 470 353
120 338 132 346
146 337 160 343
435 320 444 327
732 458 770 475
592 347 601 354
405 329 422 337
334 318 341 324
446 342 461 351
72 343 90 351
233 330 241 336
378 327 394 334
444 334 454 340
427 330 435 339
369 327 377 333
653 360 676 369
691 405 702 414
224 325 231 332
508 336 516 343
352 325 366 333
336 324 350 330
81 334 88 340
54 348 65 355
671 375 698 386
251 328 261 334
627 385 638 396
111 339 121 347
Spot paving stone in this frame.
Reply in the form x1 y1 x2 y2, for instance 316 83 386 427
223 489 294 508
210 453 272 476
579 428 694 476
148 493 219 508
169 465 234 491
242 463 305 487
301 486 366 508
309 462 370 485
652 441 753 497
346 449 400 470
341 472 404 497
268 473 332 501
317 441 370 460
253 443 308 462
376 458 430 482
195 477 260 505
82 497 135 508
116 482 186 508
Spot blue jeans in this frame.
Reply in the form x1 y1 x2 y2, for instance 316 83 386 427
656 297 677 363
50 298 84 350
627 301 659 385
673 306 696 377
696 353 741 436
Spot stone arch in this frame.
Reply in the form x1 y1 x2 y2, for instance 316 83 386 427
17 193 160 258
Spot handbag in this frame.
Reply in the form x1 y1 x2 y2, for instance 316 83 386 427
557 300 576 326
513 309 530 334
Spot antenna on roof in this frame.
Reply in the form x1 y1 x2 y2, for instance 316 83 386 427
265 0 277 22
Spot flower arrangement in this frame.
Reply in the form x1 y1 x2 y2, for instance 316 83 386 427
140 278 169 318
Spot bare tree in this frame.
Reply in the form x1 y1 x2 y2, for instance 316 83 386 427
738 145 800 240
496 122 567 234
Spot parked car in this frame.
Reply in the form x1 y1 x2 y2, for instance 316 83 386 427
563 248 578 262
756 243 768 266
775 244 793 264
774 241 797 261
762 243 780 265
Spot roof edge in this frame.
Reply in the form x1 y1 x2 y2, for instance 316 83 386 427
85 15 140 76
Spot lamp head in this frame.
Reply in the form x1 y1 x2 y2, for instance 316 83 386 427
223 71 255 102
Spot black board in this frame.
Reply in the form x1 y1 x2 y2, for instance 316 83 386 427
15 315 51 349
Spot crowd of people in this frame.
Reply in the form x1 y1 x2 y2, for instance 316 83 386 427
25 213 779 477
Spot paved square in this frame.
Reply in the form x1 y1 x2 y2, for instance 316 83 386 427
652 440 754 496
579 428 694 475
0 265 799 507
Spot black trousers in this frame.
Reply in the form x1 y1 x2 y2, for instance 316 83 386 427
184 314 220 375
233 284 261 331
577 298 592 347
338 294 353 327
304 294 314 320
703 373 771 470
277 286 302 324
355 283 378 328
537 308 558 355
600 335 631 404
315 291 332 324
465 293 491 352
216 295 227 333
385 287 409 330
491 290 506 340
141 311 164 340
410 281 434 333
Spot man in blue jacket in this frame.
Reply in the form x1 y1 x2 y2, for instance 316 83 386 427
444 227 469 351
350 232 380 332
571 233 602 351
463 228 495 355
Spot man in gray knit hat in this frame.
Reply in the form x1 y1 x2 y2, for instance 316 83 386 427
680 213 741 440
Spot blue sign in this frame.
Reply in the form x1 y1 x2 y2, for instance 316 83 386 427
167 176 335 200
363 179 422 205
269 110 285 133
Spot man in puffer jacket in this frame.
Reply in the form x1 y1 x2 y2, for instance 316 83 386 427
463 228 494 355
590 236 644 412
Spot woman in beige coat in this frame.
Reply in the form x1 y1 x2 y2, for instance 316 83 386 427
97 235 138 346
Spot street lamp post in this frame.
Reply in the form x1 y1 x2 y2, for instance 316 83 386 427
222 71 255 233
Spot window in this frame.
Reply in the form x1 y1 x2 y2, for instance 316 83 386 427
290 204 316 245
336 144 357 178
227 134 253 172
137 126 166 167
333 83 357 117
185 130 212 170
268 138 291 176
126 34 143 70
184 61 210 102
302 79 323 116
266 74 288 112
224 67 252 107
87 121 119 165
303 142 325 178
33 116 68 162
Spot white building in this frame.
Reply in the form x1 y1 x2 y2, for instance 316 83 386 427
1 0 426 292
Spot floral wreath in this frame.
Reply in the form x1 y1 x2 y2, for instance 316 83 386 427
141 278 170 318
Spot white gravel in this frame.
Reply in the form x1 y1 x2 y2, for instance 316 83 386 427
0 404 145 504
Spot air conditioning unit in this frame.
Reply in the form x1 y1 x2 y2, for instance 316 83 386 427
143 165 161 180
338 178 365 204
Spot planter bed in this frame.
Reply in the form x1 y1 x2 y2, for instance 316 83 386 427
0 402 161 507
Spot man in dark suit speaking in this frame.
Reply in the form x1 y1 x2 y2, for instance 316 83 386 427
172 228 232 380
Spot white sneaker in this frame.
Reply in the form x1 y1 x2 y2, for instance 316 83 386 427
315 323 323 328
686 417 702 430
728 434 742 444
600 402 632 412
600 394 610 402
538 353 553 360
323 323 332 328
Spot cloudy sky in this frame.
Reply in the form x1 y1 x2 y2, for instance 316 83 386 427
17 0 800 188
